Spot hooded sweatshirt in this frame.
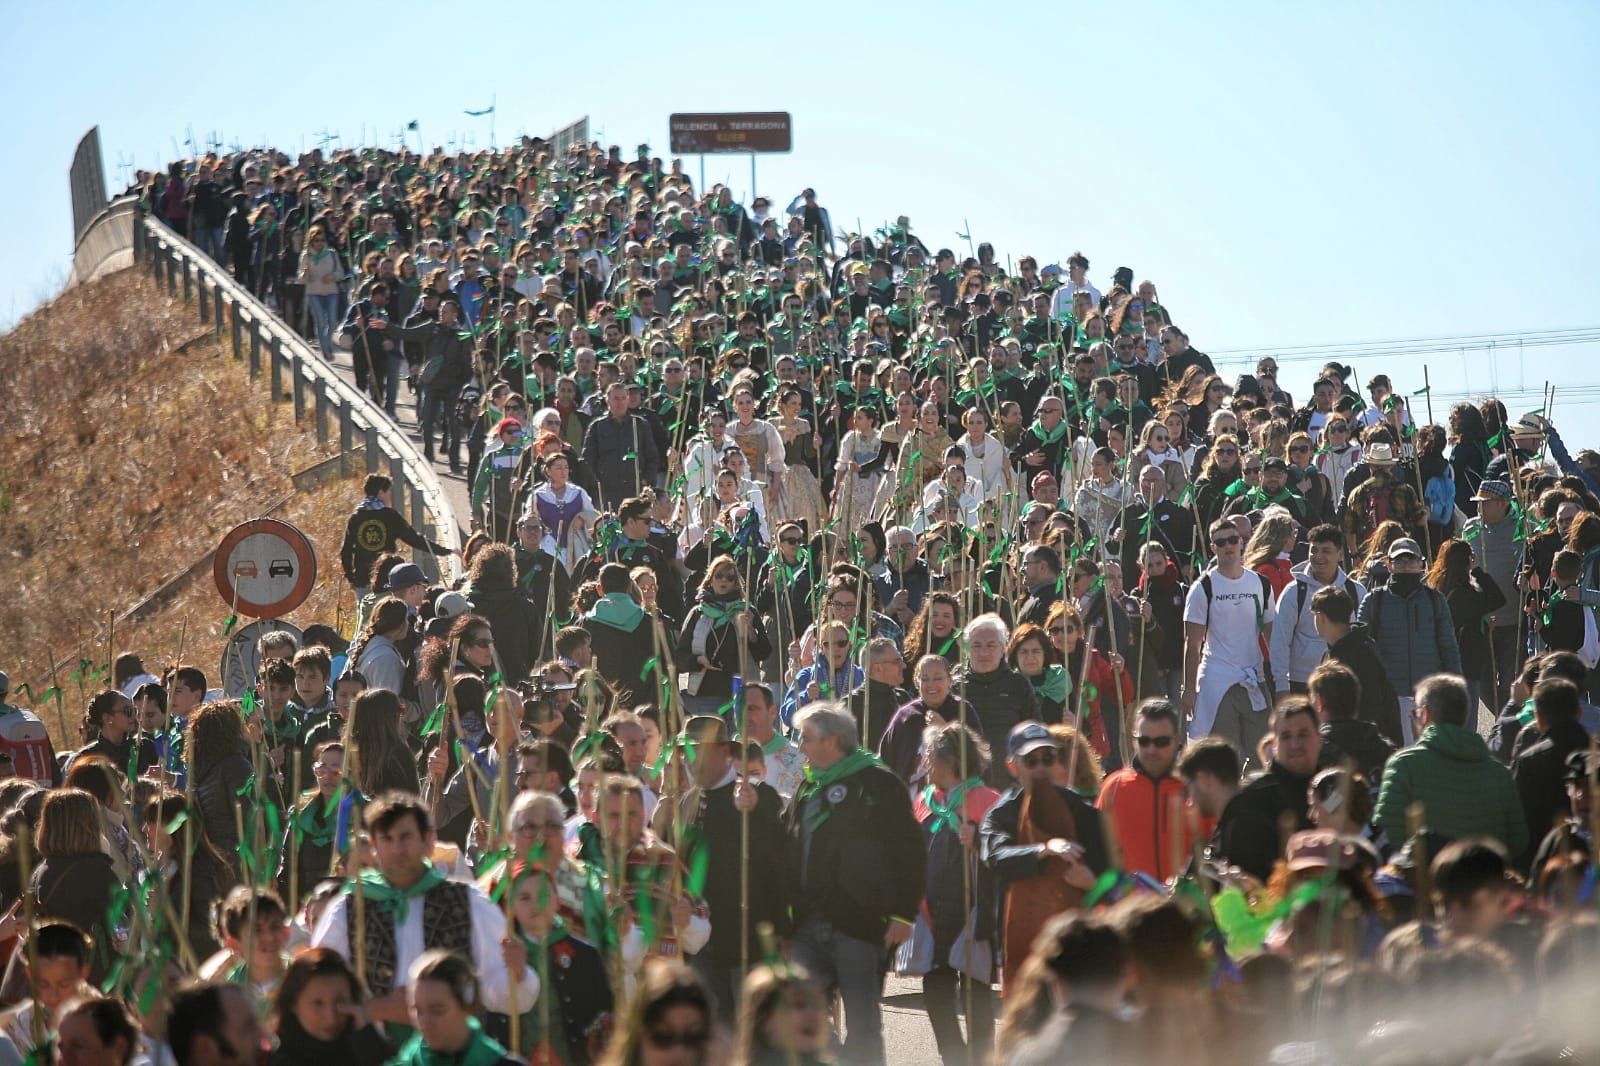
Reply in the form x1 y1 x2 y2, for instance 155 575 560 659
1268 561 1367 690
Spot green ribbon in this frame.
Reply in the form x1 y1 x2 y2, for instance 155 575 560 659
348 863 448 924
921 776 982 835
698 598 748 628
797 748 883 831
1027 417 1068 447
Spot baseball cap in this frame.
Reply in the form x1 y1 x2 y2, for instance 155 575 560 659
1470 479 1512 502
1008 721 1058 760
1286 830 1369 872
434 591 474 619
384 563 427 590
1262 456 1289 472
1387 538 1423 560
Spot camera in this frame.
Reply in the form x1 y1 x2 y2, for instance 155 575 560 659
516 675 577 727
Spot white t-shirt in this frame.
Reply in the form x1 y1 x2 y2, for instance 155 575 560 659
1183 568 1276 673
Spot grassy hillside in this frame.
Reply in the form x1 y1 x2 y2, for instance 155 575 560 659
0 268 359 744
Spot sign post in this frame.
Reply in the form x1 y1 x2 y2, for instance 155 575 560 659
669 112 793 205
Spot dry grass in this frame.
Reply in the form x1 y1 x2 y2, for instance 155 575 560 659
0 267 359 745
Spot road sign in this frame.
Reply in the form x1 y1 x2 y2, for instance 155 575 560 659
213 518 318 618
669 112 792 154
220 619 305 698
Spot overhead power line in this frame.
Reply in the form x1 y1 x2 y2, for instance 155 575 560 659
1209 327 1600 367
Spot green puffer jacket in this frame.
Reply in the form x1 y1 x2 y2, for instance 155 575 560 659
1375 722 1527 857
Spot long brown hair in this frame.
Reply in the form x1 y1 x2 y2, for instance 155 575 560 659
904 591 963 662
1426 538 1473 593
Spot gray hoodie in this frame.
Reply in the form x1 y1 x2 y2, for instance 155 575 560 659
1269 561 1367 690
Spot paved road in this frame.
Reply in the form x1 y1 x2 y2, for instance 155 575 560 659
317 343 474 540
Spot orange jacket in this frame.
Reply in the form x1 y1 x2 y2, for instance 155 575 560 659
1096 762 1196 882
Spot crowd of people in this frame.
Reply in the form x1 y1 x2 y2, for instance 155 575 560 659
12 134 1600 1064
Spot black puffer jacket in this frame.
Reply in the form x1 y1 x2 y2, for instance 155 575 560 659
957 664 1040 785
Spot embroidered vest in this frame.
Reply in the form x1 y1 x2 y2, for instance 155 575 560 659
346 880 473 997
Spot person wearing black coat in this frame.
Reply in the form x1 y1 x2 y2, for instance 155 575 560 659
1318 614 1406 748
579 568 658 708
957 623 1041 787
654 717 789 1020
465 544 545 685
845 652 910 754
1215 758 1319 883
579 389 662 510
1511 679 1593 871
387 300 475 468
270 1010 391 1066
32 849 118 982
783 703 924 1066
338 284 398 403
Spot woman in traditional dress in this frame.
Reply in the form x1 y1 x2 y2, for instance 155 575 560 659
770 386 825 531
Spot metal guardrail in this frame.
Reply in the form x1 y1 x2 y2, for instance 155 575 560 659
120 207 463 583
69 195 137 286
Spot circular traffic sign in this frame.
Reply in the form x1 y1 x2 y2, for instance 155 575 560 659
213 518 318 618
219 619 306 698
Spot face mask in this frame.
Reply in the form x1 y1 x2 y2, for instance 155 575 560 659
1389 571 1423 595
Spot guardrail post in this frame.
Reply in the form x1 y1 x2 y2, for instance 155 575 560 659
132 216 144 264
165 248 177 297
314 378 329 442
291 353 306 424
339 404 354 460
197 273 210 323
268 335 283 415
365 424 381 474
230 303 243 359
214 281 225 337
181 258 192 304
248 320 262 380
389 455 407 516
413 497 440 581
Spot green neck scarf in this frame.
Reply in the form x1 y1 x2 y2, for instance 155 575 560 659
1028 417 1068 447
294 792 334 848
350 863 448 924
392 1017 508 1066
1031 664 1070 706
756 732 789 756
585 592 645 633
699 597 748 627
797 748 883 830
922 776 983 835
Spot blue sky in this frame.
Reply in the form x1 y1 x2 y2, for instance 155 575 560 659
4 1 1598 427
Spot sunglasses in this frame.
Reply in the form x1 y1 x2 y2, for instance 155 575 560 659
646 1029 710 1050
1135 735 1175 749
1022 749 1059 768
1214 447 1238 456
1211 535 1241 547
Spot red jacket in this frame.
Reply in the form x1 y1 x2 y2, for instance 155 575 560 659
1096 761 1196 882
1069 648 1135 760
1254 555 1295 597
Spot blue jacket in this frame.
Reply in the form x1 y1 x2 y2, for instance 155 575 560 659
782 660 863 725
